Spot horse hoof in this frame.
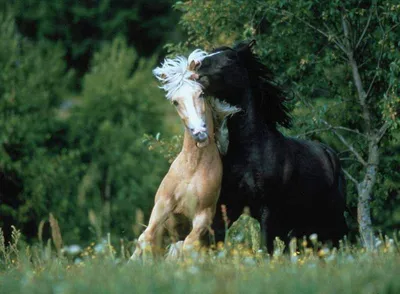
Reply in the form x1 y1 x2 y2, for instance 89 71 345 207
129 249 142 262
165 241 184 261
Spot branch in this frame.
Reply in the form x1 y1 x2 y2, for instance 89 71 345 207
295 127 332 138
355 8 373 49
337 149 352 156
367 6 400 99
365 19 395 98
376 121 390 143
307 20 348 54
375 12 400 35
389 23 400 34
342 12 372 133
333 126 368 138
375 6 385 34
265 7 348 55
332 129 368 166
294 91 367 166
340 157 363 163
342 168 359 185
322 22 349 54
358 56 373 69
320 119 368 166
297 126 367 138
365 47 383 98
385 83 394 98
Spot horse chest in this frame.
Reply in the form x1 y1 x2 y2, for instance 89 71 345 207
223 161 263 194
173 182 198 217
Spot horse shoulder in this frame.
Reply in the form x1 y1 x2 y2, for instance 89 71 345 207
154 153 185 203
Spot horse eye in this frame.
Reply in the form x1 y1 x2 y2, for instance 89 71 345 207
173 101 179 106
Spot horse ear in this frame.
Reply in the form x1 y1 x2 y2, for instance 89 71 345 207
189 60 200 71
235 40 256 53
248 39 256 49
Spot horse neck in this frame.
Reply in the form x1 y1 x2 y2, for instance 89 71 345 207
181 104 216 160
227 87 272 145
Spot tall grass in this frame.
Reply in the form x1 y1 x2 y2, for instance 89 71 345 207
0 226 399 294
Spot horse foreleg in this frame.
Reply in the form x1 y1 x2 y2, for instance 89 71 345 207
183 208 213 252
130 199 174 260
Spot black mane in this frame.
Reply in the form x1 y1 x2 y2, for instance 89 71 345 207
213 42 292 128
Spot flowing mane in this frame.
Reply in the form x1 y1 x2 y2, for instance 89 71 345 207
208 98 240 155
213 42 292 129
153 49 208 99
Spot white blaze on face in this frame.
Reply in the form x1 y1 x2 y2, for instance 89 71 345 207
172 83 206 136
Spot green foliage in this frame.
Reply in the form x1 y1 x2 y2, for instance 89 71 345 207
0 8 79 241
172 0 400 234
66 36 169 242
143 133 182 164
0 9 171 245
10 0 180 74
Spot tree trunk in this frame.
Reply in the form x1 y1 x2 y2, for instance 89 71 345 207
342 14 378 249
357 142 379 250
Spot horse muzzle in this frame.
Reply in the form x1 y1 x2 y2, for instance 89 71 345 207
193 131 208 143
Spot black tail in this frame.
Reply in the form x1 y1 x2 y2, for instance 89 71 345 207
321 144 349 240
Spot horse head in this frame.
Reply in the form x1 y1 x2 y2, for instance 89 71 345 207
196 40 256 102
153 52 210 145
195 40 291 128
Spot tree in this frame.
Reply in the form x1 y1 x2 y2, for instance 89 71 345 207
0 8 80 241
11 0 180 75
172 0 399 248
0 8 172 244
67 37 170 241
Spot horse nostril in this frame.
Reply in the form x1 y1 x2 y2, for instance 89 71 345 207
202 123 206 128
196 132 208 142
190 128 195 132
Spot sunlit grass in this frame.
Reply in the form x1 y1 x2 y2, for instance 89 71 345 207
1 226 400 294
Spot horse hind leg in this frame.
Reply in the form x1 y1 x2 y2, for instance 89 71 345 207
328 172 349 245
315 191 348 247
165 215 179 243
164 215 183 261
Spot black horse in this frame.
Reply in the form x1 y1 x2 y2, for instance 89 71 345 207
197 40 348 250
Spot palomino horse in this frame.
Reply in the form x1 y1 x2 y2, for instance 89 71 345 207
131 51 239 259
193 40 348 251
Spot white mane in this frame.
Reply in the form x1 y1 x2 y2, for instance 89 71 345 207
153 49 209 99
209 98 241 155
153 49 239 155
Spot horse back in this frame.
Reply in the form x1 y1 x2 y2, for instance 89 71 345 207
282 137 341 191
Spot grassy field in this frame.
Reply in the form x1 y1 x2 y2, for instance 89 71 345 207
1 227 400 294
